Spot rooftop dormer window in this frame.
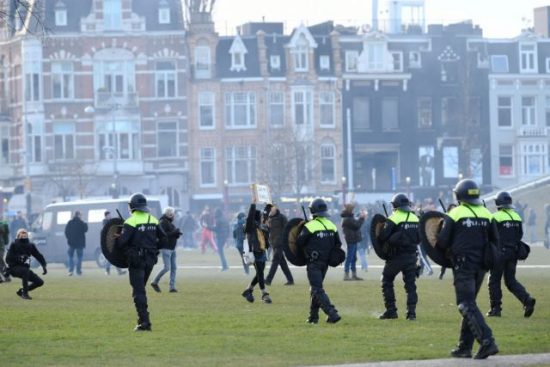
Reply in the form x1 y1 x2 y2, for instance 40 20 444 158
55 1 67 26
104 0 122 31
270 55 280 70
229 35 248 72
158 0 170 24
293 34 309 72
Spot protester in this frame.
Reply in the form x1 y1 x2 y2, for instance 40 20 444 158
64 210 88 276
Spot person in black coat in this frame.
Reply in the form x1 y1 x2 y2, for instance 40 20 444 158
265 205 294 285
213 208 230 271
6 228 47 300
341 203 366 281
151 207 181 293
64 210 88 276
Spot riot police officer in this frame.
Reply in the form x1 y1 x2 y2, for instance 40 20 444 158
117 193 163 331
377 193 419 320
296 198 342 324
487 191 536 318
437 179 499 359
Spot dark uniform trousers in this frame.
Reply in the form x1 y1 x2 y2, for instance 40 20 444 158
266 247 293 283
453 266 493 348
128 250 157 324
381 253 417 312
9 265 44 293
307 261 336 319
488 249 530 310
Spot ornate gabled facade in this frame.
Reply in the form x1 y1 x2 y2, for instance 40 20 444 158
340 21 491 202
471 30 550 189
186 15 344 210
0 0 188 213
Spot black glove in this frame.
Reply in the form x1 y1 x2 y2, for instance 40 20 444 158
42 267 48 275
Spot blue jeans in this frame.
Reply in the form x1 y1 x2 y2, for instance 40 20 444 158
216 237 229 270
358 247 368 270
344 243 358 273
67 247 83 274
153 249 177 290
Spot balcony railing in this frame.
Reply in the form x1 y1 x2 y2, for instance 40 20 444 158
519 126 547 137
95 91 138 110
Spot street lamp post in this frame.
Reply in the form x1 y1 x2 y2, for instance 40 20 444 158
405 176 411 198
223 180 229 213
341 176 347 205
85 103 120 198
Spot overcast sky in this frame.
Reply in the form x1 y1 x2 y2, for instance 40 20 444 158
212 0 549 38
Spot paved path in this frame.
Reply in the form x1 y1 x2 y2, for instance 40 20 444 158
313 353 550 367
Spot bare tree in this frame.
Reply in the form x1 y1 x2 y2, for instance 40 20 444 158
47 160 98 201
0 0 46 35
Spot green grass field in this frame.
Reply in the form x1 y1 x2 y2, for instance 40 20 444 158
1 247 550 367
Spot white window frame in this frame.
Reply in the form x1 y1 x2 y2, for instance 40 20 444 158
224 92 256 129
225 146 256 186
293 35 309 72
198 91 215 129
345 50 359 72
521 96 537 126
195 46 211 79
97 121 140 161
25 72 41 102
270 55 281 70
230 52 246 72
292 89 313 126
418 97 432 128
367 43 385 71
155 61 177 98
53 122 75 160
319 91 335 127
498 144 514 177
320 143 336 184
497 96 513 128
382 97 399 130
409 51 421 68
521 142 547 176
268 91 285 128
26 123 43 163
157 121 178 158
320 55 330 71
51 61 74 100
158 7 170 24
519 43 537 73
200 147 216 187
390 52 403 72
103 0 122 31
490 55 509 73
55 8 67 26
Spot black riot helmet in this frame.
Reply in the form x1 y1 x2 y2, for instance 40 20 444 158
495 191 514 209
391 193 411 211
453 179 482 205
129 193 149 212
309 198 329 218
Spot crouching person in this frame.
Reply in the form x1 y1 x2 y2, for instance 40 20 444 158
6 228 47 300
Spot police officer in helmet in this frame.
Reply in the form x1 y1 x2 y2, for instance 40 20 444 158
437 179 499 359
377 193 419 320
487 191 536 318
117 193 163 331
296 198 342 324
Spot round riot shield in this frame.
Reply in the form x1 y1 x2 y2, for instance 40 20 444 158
282 217 307 266
100 217 128 269
419 211 452 268
370 213 389 260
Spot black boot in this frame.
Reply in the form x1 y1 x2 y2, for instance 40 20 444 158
406 308 416 321
379 309 398 319
315 290 341 323
450 343 472 358
486 308 501 317
241 288 254 303
474 339 499 359
134 322 152 332
524 297 536 318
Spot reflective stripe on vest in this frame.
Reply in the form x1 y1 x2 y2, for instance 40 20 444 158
493 209 522 223
448 204 492 222
304 217 337 233
125 211 159 227
388 209 419 225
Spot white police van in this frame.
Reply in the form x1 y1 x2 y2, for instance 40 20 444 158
30 198 163 268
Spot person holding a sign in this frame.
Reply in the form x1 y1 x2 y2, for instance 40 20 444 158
241 195 272 304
